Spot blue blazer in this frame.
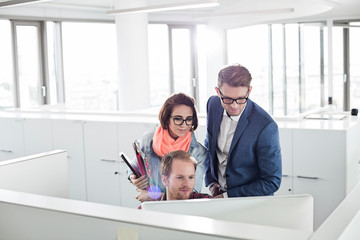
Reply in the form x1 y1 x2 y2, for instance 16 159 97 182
204 96 282 197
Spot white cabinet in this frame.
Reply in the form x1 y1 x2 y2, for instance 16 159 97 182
117 121 157 208
0 117 53 161
23 118 53 155
52 119 87 201
292 128 354 229
275 128 293 195
83 120 157 208
194 124 207 145
0 118 24 161
83 121 121 206
2 111 357 216
275 121 360 230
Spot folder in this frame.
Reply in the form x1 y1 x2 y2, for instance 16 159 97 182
119 152 141 178
132 141 148 177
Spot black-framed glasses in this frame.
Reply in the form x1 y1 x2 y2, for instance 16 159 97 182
217 87 249 105
171 116 194 126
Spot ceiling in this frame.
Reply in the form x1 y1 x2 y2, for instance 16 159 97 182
0 0 360 28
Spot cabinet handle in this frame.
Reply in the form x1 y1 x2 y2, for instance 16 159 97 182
100 159 117 162
0 150 13 153
282 174 289 177
297 175 319 180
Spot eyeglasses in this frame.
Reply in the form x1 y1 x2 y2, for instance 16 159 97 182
171 116 193 126
217 87 249 105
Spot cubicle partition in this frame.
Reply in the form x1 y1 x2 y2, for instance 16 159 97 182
0 189 312 240
309 182 360 240
142 194 314 232
0 149 312 240
2 149 360 239
0 149 68 198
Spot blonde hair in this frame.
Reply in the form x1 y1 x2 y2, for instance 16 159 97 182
160 150 197 177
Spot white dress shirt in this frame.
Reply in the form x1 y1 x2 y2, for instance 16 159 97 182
216 107 245 197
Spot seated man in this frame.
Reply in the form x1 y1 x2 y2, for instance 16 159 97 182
159 150 212 201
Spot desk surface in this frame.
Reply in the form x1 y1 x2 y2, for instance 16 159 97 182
1 108 359 131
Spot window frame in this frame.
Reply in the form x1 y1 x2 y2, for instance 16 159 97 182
11 20 49 107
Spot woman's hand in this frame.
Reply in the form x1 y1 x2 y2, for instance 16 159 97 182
130 174 149 190
136 189 152 203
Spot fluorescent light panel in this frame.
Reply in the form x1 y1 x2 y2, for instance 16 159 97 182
193 7 294 19
0 0 50 8
349 22 360 26
107 0 219 15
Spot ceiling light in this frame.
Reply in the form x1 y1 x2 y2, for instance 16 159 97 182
0 0 51 8
349 22 360 26
194 7 294 19
107 0 219 15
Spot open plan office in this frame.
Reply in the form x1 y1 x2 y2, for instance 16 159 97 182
1 0 360 239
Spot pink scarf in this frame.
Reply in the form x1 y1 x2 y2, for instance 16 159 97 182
152 126 192 157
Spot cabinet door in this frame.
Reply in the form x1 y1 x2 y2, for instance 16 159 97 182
0 118 24 161
275 128 293 195
293 129 346 229
117 121 157 208
195 124 207 146
23 118 53 155
84 121 121 206
52 119 86 201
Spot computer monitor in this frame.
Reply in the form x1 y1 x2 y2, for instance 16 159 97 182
142 194 313 232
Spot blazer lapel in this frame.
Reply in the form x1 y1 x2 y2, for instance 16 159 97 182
211 101 223 158
228 100 252 157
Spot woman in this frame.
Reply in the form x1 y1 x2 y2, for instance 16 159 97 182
128 93 206 202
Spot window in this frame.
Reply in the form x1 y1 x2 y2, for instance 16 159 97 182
285 24 300 115
148 24 170 107
2 18 358 114
46 21 61 105
271 24 286 116
326 26 344 110
227 25 270 111
0 20 14 109
62 22 118 111
302 24 322 112
148 23 207 112
228 23 325 116
12 21 45 108
350 26 360 109
196 25 208 113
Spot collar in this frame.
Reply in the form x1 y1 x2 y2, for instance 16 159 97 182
223 104 246 122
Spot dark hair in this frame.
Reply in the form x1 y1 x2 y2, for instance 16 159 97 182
158 93 198 132
217 64 252 88
160 150 197 177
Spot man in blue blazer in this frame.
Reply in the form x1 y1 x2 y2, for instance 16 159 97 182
204 64 282 198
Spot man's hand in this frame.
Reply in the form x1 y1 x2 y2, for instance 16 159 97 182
130 174 148 190
209 182 224 197
215 193 224 198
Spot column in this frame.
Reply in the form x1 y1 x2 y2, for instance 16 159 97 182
114 0 151 111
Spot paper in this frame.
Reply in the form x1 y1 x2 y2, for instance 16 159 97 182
305 113 346 120
117 227 139 240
